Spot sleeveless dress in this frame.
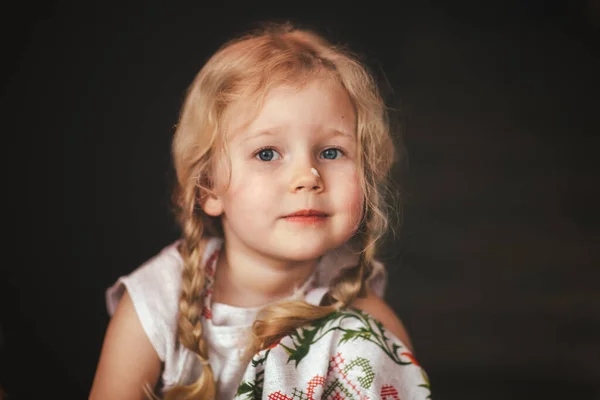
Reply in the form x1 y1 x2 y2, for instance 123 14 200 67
106 237 432 399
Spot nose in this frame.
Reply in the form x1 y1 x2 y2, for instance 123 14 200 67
290 164 324 194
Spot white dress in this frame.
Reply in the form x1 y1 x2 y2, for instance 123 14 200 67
106 237 431 399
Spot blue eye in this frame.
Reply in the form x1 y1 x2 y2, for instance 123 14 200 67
321 148 342 160
256 148 281 161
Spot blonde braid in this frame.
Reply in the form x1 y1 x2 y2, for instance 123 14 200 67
323 205 377 307
163 180 216 400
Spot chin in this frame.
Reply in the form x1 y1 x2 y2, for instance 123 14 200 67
277 240 339 262
284 250 328 262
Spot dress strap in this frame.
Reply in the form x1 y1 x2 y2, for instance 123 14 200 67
200 240 221 320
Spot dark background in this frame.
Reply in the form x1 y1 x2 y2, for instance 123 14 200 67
2 1 599 399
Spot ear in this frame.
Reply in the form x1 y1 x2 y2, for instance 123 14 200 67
198 169 224 217
201 194 224 217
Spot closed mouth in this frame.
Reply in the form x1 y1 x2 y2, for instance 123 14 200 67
284 209 328 218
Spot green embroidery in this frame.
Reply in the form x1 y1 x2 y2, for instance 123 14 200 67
278 310 342 367
236 351 270 399
418 368 432 399
291 387 309 399
250 348 270 368
344 357 375 389
234 308 431 399
279 308 412 367
322 378 356 399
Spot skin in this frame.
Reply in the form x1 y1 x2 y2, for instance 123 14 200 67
204 78 364 307
90 291 161 399
89 78 412 399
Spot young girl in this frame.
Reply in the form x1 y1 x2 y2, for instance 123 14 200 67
90 23 432 400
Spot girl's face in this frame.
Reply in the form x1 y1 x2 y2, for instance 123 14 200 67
203 78 364 262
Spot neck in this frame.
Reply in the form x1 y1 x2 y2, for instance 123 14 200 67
212 239 318 308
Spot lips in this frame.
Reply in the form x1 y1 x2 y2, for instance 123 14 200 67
284 209 328 217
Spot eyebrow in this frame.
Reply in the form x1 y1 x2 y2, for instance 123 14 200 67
243 127 281 142
242 127 354 142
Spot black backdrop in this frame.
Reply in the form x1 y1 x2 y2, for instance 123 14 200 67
2 1 599 399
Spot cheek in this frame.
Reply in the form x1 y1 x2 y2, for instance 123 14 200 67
349 186 366 222
335 170 365 219
222 166 275 214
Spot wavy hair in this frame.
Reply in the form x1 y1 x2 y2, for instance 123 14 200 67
158 22 399 399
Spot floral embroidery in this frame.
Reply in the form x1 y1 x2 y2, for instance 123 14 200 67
235 308 432 399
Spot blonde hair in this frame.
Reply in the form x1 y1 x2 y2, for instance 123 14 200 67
160 22 398 399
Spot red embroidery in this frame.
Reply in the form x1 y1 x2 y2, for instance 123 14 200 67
266 337 282 350
267 391 293 400
381 384 400 399
200 248 219 320
204 249 219 277
328 352 346 372
328 352 364 398
201 307 212 319
306 375 325 398
400 352 420 367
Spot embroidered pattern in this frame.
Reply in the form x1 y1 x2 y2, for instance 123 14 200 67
381 385 400 399
235 308 432 399
200 248 219 320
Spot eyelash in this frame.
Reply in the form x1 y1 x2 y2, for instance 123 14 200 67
253 146 345 161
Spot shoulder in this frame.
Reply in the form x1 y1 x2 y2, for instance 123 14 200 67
106 240 184 314
350 288 414 352
90 290 162 399
105 237 222 315
103 241 185 362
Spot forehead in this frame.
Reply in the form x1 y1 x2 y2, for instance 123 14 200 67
226 78 356 141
